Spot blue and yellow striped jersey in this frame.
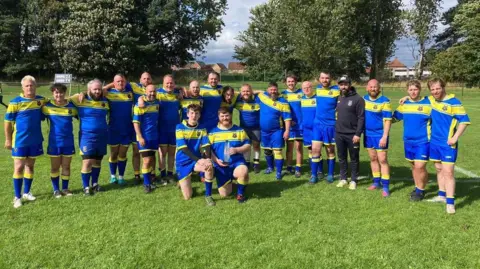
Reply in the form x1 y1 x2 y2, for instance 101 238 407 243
300 94 317 130
175 121 210 165
42 100 78 148
364 95 392 137
429 95 470 146
180 96 203 120
393 97 432 144
257 92 291 131
282 89 303 129
208 124 250 164
221 92 240 114
235 98 260 129
70 94 109 138
314 84 340 126
156 88 180 131
199 84 223 128
133 97 160 140
4 94 47 147
106 88 134 135
126 82 147 102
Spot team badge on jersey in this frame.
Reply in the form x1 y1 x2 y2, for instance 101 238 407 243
312 100 316 105
128 94 132 99
418 106 423 111
297 94 302 99
232 133 237 138
251 105 255 109
101 103 106 107
273 102 277 106
37 101 41 106
68 109 72 114
197 131 201 136
442 105 448 111
328 91 333 95
373 105 378 109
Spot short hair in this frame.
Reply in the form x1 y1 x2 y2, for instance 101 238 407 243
285 74 298 82
187 104 202 113
241 83 252 91
427 78 446 90
114 73 125 79
208 71 220 78
50 83 67 93
319 71 331 77
163 74 174 80
21 75 36 86
406 80 421 90
218 107 231 115
268 81 278 88
87 79 103 89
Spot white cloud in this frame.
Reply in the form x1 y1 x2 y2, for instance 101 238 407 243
199 0 460 68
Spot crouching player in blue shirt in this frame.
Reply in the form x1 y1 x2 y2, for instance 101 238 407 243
42 83 78 198
209 107 251 203
133 85 160 193
175 104 216 206
71 79 110 195
4 76 46 208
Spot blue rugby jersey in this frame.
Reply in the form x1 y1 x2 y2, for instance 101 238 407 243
42 100 78 147
393 97 432 144
180 96 203 120
105 88 134 136
175 120 210 165
156 88 181 132
4 94 47 147
199 84 223 127
281 88 303 130
300 94 317 130
364 95 392 137
70 94 109 139
208 124 250 164
235 97 260 129
257 92 291 132
133 97 160 141
314 84 340 126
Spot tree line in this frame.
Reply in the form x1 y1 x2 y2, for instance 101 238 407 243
0 0 227 81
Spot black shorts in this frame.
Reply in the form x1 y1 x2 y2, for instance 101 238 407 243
244 128 260 142
141 151 156 157
81 155 104 161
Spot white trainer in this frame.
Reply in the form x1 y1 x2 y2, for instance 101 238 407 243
13 197 22 208
427 196 446 203
22 192 36 201
336 180 348 188
446 204 456 214
349 181 357 190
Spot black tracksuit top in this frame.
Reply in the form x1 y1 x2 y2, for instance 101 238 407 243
335 87 365 136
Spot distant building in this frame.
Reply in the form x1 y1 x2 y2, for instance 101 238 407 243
386 58 431 79
228 62 246 74
208 63 228 74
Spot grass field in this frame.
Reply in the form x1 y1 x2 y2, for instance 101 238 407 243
1 82 480 268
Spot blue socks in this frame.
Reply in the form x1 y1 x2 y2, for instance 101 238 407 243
23 174 33 194
205 181 213 196
109 160 118 176
327 158 335 177
13 175 23 198
81 171 91 189
51 173 60 192
265 155 274 170
117 158 127 177
311 157 320 177
91 166 101 185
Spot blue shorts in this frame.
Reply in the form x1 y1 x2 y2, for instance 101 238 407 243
261 129 284 150
364 136 389 151
176 160 197 181
12 144 44 159
214 161 247 188
303 127 313 147
430 143 457 164
137 139 158 152
108 133 132 146
404 142 429 162
159 130 176 147
313 125 336 145
288 128 303 141
47 145 75 157
79 139 107 157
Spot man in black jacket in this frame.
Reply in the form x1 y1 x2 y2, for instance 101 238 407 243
335 75 365 190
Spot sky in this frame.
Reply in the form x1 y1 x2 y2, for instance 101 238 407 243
196 0 458 68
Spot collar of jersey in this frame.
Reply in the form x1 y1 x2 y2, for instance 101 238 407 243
182 120 199 128
49 99 70 107
20 93 36 99
217 123 233 130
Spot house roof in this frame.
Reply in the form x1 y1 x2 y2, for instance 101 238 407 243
228 62 246 70
387 58 406 68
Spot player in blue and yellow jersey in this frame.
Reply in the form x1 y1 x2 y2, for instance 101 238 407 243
180 80 203 120
133 85 160 193
300 81 319 184
209 107 250 203
70 79 110 195
199 72 223 130
312 72 338 183
393 80 432 202
104 74 135 185
42 84 78 198
220 86 239 113
235 84 261 173
427 79 469 214
281 75 304 177
175 104 216 206
4 76 46 208
258 82 292 180
363 80 392 197
156 75 181 182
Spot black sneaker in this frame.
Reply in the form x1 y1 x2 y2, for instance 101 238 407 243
84 187 93 196
134 175 142 185
236 194 247 204
410 191 425 202
253 164 260 174
92 184 103 193
144 185 152 194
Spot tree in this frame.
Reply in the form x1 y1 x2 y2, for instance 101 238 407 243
405 0 442 79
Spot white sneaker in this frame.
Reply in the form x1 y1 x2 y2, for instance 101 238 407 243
446 204 456 214
13 197 22 208
349 181 357 190
22 192 36 201
427 196 446 203
336 180 348 188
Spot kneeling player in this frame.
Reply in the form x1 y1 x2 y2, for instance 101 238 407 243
175 104 216 206
209 107 251 203
133 85 160 193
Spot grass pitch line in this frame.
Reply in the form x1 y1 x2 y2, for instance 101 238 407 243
454 166 480 179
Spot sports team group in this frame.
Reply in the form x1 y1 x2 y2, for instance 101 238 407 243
3 71 470 214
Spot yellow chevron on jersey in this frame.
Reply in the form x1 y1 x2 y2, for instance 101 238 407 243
397 103 432 116
42 102 78 117
258 93 289 112
316 88 340 98
236 102 260 112
301 98 317 108
208 127 248 143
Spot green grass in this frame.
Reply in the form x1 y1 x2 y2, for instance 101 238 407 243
1 83 480 268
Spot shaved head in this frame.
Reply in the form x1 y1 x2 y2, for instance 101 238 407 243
366 79 381 99
140 72 152 87
367 79 379 87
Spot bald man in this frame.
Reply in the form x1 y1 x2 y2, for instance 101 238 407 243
363 79 392 197
180 80 203 121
